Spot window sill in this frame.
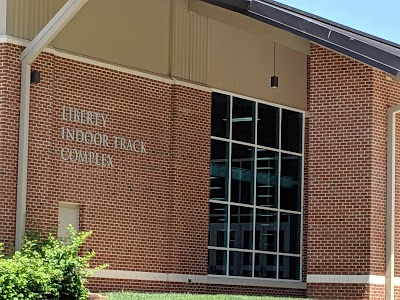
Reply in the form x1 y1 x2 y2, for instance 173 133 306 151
92 269 306 290
206 275 306 289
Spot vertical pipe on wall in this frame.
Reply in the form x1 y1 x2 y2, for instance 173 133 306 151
15 63 31 251
0 0 6 35
386 104 400 300
168 0 175 77
15 0 88 251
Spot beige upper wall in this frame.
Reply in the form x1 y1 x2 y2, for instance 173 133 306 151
52 0 171 76
6 0 172 75
188 0 309 55
189 0 308 109
5 0 308 109
208 18 307 110
7 0 66 40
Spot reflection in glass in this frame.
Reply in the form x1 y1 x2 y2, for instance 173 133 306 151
209 203 228 247
208 92 304 281
231 144 254 205
208 249 227 275
280 154 302 211
254 254 276 278
256 149 278 208
281 109 303 154
229 251 252 277
211 93 230 138
279 256 300 280
255 209 277 252
257 104 279 149
232 97 255 144
230 205 253 250
210 140 229 202
279 213 301 254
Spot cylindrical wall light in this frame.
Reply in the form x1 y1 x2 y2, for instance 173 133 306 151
271 75 278 88
30 70 41 84
271 42 278 88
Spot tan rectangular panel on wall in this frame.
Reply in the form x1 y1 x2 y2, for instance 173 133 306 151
7 0 66 40
58 203 79 240
208 19 307 110
171 0 208 84
52 0 171 75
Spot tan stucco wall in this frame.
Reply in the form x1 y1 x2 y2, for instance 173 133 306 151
52 0 171 76
188 0 309 55
6 0 308 109
6 0 66 40
208 19 307 109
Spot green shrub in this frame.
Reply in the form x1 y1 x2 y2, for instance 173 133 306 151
0 225 106 300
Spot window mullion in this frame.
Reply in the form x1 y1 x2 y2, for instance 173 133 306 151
299 112 306 281
252 102 258 278
276 107 283 279
209 91 304 281
226 94 233 276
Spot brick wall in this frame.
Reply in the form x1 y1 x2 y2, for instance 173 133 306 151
3 40 400 299
370 69 400 281
308 283 385 300
169 85 210 275
307 44 400 299
0 42 306 297
48 54 174 272
308 44 378 275
0 43 20 253
373 71 400 282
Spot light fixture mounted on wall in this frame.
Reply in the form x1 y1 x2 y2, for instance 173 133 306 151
270 42 278 88
30 70 41 84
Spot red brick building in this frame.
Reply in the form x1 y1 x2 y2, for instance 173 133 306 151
1 0 400 299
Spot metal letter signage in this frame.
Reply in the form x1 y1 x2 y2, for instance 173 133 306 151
60 106 147 168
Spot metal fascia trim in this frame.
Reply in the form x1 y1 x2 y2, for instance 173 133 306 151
199 0 400 76
248 0 400 73
198 0 250 12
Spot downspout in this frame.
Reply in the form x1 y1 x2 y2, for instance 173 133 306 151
386 103 400 300
15 0 88 251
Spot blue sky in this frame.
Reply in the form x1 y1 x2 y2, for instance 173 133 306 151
275 0 400 44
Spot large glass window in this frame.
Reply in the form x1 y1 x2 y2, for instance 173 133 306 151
208 92 303 281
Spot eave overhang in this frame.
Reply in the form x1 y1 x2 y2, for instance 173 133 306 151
200 0 400 79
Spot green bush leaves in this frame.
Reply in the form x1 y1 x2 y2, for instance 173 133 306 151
0 225 106 300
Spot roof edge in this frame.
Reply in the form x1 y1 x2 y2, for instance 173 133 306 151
200 0 400 79
260 0 400 49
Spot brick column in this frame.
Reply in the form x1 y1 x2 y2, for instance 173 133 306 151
372 70 400 299
306 44 390 299
0 43 20 254
168 84 211 275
